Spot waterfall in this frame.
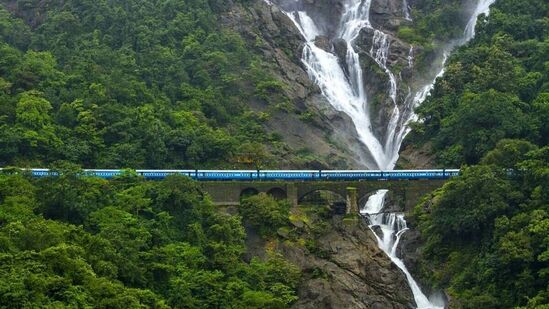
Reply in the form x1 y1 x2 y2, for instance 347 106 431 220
463 0 497 42
280 0 406 169
265 0 496 170
362 190 444 309
408 46 414 68
263 0 496 307
403 0 412 21
283 3 391 169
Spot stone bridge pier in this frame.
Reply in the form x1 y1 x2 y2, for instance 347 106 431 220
200 180 447 213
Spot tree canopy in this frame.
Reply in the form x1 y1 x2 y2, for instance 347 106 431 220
0 0 287 169
409 0 549 307
0 171 300 308
411 0 548 166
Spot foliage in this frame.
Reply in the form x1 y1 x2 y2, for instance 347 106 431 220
240 193 291 237
411 1 469 42
413 147 549 308
0 0 287 169
0 173 300 308
411 0 548 166
408 1 549 307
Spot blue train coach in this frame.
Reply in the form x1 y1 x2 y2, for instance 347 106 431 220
2 168 461 181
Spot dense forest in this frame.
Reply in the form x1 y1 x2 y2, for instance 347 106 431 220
0 0 286 169
0 166 300 307
409 0 549 308
0 0 547 308
0 2 303 306
410 0 547 166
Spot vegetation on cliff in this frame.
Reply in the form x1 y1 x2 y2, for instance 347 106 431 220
0 0 284 169
413 142 548 308
0 167 300 307
409 0 548 308
409 0 547 166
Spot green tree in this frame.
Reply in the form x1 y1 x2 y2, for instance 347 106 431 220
240 193 290 237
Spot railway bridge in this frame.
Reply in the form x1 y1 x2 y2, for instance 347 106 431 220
201 179 447 214
11 168 456 214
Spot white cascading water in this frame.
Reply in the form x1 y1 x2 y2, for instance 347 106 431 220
403 0 412 21
361 190 444 308
406 0 496 126
267 0 496 170
264 0 495 308
463 0 497 43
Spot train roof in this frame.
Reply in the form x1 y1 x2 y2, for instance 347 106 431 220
1 168 462 173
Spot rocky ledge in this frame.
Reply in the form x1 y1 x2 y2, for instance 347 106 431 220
285 217 415 309
245 210 417 309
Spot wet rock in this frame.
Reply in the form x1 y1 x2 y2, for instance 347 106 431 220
351 27 414 141
220 0 372 168
396 142 437 169
382 191 406 213
397 228 421 267
371 224 384 239
332 38 347 59
281 218 416 308
314 35 332 52
332 38 349 73
370 0 411 31
354 27 412 70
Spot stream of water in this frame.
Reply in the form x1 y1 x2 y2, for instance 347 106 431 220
264 0 495 307
361 190 444 308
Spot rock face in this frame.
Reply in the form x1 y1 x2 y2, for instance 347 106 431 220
282 218 416 309
370 0 410 31
250 0 441 164
396 142 437 169
274 0 345 37
243 209 416 308
351 24 417 145
221 1 382 168
221 0 456 168
397 228 422 280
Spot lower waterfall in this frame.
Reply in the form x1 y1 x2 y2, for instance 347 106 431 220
361 190 444 309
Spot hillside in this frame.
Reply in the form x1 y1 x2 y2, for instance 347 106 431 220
0 0 547 308
401 0 549 307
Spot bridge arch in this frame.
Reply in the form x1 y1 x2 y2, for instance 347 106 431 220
240 187 259 199
267 187 287 200
200 179 448 211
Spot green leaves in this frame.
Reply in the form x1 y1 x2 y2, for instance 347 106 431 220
427 165 515 240
240 193 291 237
0 0 279 169
412 0 548 167
437 90 531 165
414 147 549 307
0 174 300 307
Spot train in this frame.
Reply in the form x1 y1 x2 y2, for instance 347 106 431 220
1 168 461 181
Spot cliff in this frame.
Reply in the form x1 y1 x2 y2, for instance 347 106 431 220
221 1 380 168
244 208 417 309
